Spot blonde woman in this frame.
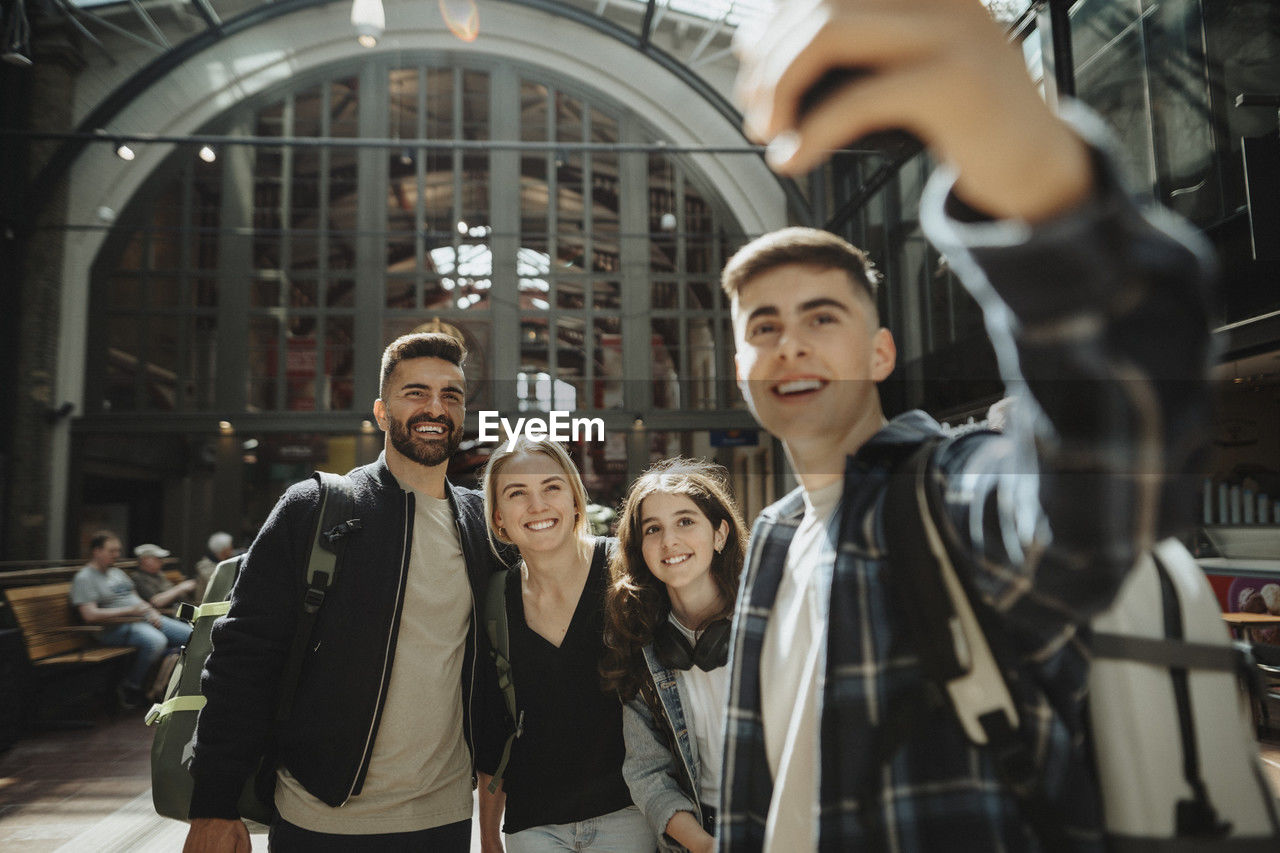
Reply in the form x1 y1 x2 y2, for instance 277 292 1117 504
476 437 654 853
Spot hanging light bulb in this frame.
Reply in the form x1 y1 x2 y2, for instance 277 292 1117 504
116 141 136 161
198 145 217 163
351 0 385 48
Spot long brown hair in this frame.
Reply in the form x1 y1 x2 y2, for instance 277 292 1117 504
600 458 747 701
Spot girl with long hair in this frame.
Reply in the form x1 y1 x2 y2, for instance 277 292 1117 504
600 458 747 853
476 437 654 853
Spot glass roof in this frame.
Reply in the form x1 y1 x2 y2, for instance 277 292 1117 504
66 0 1031 26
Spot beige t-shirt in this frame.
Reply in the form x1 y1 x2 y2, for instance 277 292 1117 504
275 490 475 834
760 479 842 853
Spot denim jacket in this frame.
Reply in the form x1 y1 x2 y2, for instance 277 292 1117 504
622 644 707 852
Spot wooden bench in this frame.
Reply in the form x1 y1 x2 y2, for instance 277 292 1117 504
3 581 137 724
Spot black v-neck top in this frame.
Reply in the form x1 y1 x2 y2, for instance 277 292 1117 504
501 538 634 833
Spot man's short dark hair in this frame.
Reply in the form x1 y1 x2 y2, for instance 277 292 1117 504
721 227 881 305
89 530 120 551
379 333 467 397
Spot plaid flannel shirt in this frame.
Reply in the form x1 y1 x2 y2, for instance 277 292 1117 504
717 106 1216 853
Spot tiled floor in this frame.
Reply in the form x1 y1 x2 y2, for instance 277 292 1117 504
0 707 492 852
0 710 198 852
2 709 1279 851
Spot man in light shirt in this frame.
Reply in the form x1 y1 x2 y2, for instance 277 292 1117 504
71 531 193 709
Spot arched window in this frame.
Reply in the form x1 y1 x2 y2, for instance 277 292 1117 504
87 56 744 420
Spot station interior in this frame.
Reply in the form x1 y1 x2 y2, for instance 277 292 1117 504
1 0 1279 849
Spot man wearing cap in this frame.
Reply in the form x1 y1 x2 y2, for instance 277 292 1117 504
129 543 200 616
71 530 193 708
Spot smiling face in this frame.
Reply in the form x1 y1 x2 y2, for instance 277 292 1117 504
492 451 580 557
732 263 896 458
373 356 466 469
639 491 728 596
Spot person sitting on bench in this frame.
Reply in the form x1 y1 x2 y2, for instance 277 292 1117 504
70 530 192 709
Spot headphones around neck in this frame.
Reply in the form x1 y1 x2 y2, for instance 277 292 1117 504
654 616 731 672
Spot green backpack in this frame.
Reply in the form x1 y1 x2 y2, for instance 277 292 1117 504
146 471 359 823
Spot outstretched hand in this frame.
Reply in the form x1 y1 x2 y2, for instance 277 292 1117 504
734 0 1093 222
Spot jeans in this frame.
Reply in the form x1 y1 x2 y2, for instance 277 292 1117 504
506 805 656 853
268 817 470 852
98 616 191 689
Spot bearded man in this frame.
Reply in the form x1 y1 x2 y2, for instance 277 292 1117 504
186 333 509 852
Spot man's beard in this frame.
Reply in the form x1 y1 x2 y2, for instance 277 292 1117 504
388 413 463 467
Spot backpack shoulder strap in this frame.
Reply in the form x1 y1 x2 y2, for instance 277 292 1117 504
882 438 1019 744
484 568 522 794
883 437 1069 851
275 472 362 722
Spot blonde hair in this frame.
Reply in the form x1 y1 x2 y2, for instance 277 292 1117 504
481 437 593 557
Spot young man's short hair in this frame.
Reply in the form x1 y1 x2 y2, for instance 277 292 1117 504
379 332 468 398
721 226 882 306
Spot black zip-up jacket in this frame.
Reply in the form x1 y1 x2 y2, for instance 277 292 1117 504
188 453 508 819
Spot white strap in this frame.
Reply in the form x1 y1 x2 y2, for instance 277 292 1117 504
144 694 207 725
194 600 231 619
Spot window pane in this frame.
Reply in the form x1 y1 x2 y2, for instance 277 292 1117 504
651 280 678 311
651 318 680 409
590 108 618 144
592 280 620 311
556 92 583 143
247 317 280 411
330 77 360 138
594 317 622 409
521 81 549 142
386 277 415 309
251 278 281 308
152 276 180 308
289 279 317 309
389 68 418 140
293 86 323 139
462 70 489 140
556 276 585 310
195 277 217 309
148 320 181 411
324 316 355 411
189 314 217 409
687 280 716 311
686 317 716 410
105 316 140 412
109 276 142 308
116 233 145 272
